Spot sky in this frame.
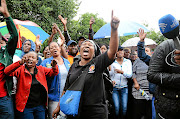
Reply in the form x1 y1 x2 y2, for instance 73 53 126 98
74 0 180 32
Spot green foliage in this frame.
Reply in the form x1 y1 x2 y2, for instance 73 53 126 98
6 0 80 52
68 12 106 41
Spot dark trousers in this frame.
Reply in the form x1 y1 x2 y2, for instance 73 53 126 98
132 99 152 119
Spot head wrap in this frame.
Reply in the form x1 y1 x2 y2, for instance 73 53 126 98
20 39 36 58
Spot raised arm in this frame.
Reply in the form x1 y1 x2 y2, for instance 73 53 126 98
48 24 57 45
107 10 120 60
137 28 151 65
58 15 71 45
1 0 18 56
89 16 95 40
54 23 68 59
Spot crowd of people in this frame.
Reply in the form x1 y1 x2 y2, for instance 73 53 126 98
1 0 180 119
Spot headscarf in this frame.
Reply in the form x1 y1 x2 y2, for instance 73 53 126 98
82 39 101 57
20 39 36 58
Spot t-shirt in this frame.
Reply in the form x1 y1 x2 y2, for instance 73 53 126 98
67 52 80 65
59 64 68 97
64 51 113 107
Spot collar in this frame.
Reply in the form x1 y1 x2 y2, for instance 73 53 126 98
25 65 38 75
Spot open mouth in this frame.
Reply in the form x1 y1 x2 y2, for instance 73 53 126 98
83 48 89 56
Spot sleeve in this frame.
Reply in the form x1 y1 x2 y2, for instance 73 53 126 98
6 17 19 56
137 41 151 65
122 60 132 78
95 51 114 73
41 60 46 67
89 28 94 40
4 61 21 77
132 65 137 79
43 65 59 77
147 44 180 89
64 31 71 45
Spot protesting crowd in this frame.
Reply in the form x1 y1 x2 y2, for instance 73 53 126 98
1 0 180 119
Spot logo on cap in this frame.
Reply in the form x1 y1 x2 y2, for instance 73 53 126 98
159 23 167 32
170 19 179 28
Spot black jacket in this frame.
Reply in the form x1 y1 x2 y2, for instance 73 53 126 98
147 39 180 118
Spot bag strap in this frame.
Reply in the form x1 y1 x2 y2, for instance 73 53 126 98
67 65 89 91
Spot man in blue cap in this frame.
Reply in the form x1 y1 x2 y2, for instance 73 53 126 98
67 40 79 65
147 14 180 118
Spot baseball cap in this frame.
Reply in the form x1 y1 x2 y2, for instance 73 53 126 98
118 46 124 51
67 40 77 46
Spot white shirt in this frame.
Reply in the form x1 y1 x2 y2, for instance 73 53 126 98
110 58 132 88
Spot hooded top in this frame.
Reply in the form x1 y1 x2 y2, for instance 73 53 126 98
20 39 36 58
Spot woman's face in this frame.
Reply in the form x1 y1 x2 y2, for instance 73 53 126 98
80 41 95 60
116 50 124 58
100 45 107 53
23 40 31 53
49 42 61 57
43 46 51 59
25 52 38 68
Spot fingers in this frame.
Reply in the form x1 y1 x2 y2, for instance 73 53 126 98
58 15 63 20
65 18 68 21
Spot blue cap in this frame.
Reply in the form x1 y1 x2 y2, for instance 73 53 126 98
67 40 77 46
118 46 124 51
159 14 179 34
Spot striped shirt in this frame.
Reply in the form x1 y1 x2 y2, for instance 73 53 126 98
132 58 153 100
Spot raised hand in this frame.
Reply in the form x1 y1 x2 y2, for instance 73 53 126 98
137 28 147 42
35 35 42 46
0 0 9 17
89 16 95 25
51 59 58 68
19 54 28 65
111 10 120 30
52 23 58 35
58 15 68 26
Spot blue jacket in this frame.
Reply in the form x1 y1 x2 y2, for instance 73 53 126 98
41 56 70 101
137 41 151 65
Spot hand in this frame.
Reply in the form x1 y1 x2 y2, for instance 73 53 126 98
52 24 58 35
51 59 58 68
111 10 120 30
89 16 95 25
58 15 68 26
174 50 180 65
19 54 28 65
0 0 9 17
114 69 123 74
137 28 147 42
112 81 116 87
35 35 42 46
53 23 60 32
52 104 60 119
134 83 140 90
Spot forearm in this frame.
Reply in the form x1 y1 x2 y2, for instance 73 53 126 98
4 61 20 76
6 17 19 56
64 31 71 45
61 46 68 59
89 28 94 40
48 33 55 45
108 29 119 60
137 41 151 64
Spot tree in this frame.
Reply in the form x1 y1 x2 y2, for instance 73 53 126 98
68 12 106 41
6 0 80 34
